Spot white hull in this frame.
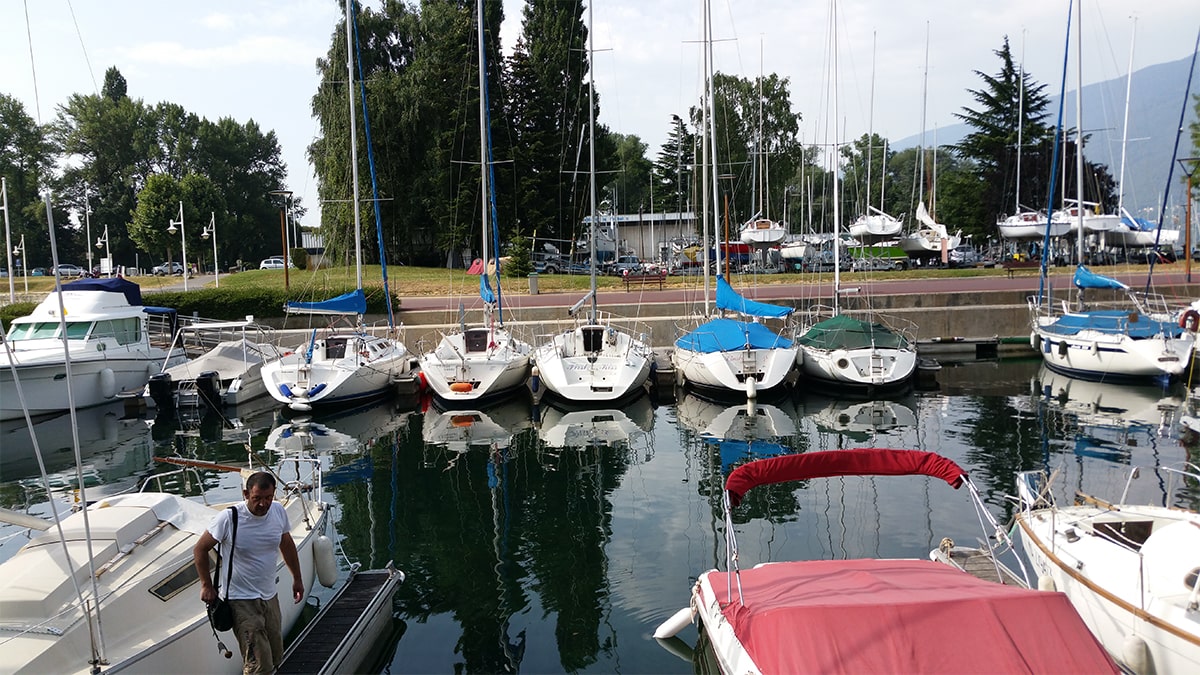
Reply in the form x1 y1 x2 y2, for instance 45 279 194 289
418 326 531 403
261 332 410 411
532 323 652 403
798 344 917 391
152 338 284 409
536 397 654 449
1110 227 1180 248
739 218 786 246
1031 316 1193 380
1017 476 1200 673
898 228 961 255
1 352 170 420
998 212 1072 241
847 213 902 242
0 478 329 673
673 344 796 396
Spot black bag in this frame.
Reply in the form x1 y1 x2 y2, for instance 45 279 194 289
206 506 238 632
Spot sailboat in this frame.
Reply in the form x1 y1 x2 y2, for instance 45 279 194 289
418 0 531 404
672 2 798 401
260 1 412 413
530 2 654 405
1028 4 1195 383
795 31 917 397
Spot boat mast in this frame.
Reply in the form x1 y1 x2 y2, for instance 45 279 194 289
831 0 841 314
477 0 491 322
703 0 715 309
1015 31 1025 215
587 0 598 323
345 0 362 291
1074 0 1084 265
867 31 875 219
1117 18 1136 216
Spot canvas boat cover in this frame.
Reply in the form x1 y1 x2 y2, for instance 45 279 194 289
795 313 909 351
1121 214 1156 233
724 449 965 507
674 317 794 354
60 277 143 306
1073 265 1129 291
698 558 1118 674
286 288 367 316
716 275 793 318
1041 309 1184 339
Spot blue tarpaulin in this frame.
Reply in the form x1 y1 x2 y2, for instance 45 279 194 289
675 317 794 353
1073 265 1128 291
286 288 368 316
715 275 792 318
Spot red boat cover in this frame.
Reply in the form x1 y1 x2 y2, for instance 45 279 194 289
700 559 1118 674
725 449 966 507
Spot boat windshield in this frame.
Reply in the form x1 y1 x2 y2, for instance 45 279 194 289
7 320 94 341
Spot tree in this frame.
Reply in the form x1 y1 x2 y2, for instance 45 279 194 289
653 116 696 214
0 93 55 270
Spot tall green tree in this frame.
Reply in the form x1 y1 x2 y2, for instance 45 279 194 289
0 93 56 271
653 115 695 214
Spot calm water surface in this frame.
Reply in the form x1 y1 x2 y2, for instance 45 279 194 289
2 356 1198 673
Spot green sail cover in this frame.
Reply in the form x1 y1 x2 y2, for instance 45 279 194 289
796 313 909 351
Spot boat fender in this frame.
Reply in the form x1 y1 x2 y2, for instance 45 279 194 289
1030 332 1041 351
1180 309 1200 332
1090 341 1099 355
450 381 473 393
745 376 757 400
417 370 428 391
279 383 295 398
1121 635 1150 674
314 534 337 588
1057 340 1068 357
652 606 696 639
99 368 116 399
1037 575 1056 591
305 383 327 398
530 365 541 393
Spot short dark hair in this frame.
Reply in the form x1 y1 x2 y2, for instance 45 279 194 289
244 471 277 492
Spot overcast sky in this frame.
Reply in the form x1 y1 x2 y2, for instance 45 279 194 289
4 0 1197 229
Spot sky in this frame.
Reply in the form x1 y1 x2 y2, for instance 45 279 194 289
3 0 1198 230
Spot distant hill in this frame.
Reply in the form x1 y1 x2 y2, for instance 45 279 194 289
893 54 1198 217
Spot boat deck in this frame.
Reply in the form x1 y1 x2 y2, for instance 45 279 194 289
276 566 401 674
935 545 1027 587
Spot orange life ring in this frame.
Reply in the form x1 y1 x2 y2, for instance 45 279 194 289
1180 309 1200 332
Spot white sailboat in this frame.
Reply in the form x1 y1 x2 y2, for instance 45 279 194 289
531 2 653 405
1029 4 1195 383
260 2 412 413
795 36 917 396
0 277 183 421
418 0 531 404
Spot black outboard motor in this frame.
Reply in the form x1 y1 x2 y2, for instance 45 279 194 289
147 372 174 410
196 371 222 411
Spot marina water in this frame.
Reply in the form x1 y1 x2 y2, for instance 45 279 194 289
2 356 1198 673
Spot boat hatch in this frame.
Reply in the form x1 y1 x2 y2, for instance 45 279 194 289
150 560 201 602
583 327 605 352
1092 520 1153 551
325 339 348 359
465 329 489 353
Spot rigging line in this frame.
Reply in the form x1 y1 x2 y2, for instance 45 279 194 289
22 0 43 125
65 0 99 95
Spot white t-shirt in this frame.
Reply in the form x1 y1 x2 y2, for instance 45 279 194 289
207 501 291 600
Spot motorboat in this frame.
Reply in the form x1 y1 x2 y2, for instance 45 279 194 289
0 455 335 673
145 318 284 412
0 277 181 421
654 449 1119 673
1016 465 1200 673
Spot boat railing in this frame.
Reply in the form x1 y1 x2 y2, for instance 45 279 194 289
139 467 212 503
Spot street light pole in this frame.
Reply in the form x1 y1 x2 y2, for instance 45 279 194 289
269 190 292 291
84 186 93 275
12 234 27 296
1179 158 1198 283
168 200 188 292
2 177 13 302
201 212 218 288
95 224 110 277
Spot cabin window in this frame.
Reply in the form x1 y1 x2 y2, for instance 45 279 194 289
326 339 347 359
1094 520 1153 551
583 327 604 352
465 329 489 353
94 318 140 345
10 321 66 340
150 560 201 602
65 321 92 339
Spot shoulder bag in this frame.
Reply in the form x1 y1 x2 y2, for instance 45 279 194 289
206 506 239 632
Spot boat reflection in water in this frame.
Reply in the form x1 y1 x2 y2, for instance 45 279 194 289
6 358 1200 673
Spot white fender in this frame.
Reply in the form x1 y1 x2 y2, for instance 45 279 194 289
745 377 757 400
314 534 337 588
99 368 116 399
652 606 695 639
1121 634 1150 674
1037 575 1056 591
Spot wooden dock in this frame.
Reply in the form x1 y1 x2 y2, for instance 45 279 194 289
931 543 1027 587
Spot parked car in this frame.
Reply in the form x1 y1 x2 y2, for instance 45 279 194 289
152 261 184 276
54 264 84 278
532 252 564 274
948 245 981 268
259 257 286 270
606 255 644 276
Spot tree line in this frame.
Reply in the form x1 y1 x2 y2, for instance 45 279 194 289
3 2 1198 276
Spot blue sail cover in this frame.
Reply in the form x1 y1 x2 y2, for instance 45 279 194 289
286 288 367 316
1073 265 1128 291
715 275 793 318
1121 215 1156 233
479 274 496 304
62 277 143 306
675 317 794 353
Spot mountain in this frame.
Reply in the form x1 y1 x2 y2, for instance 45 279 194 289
893 54 1198 217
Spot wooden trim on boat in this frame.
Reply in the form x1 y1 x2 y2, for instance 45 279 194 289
1016 513 1200 648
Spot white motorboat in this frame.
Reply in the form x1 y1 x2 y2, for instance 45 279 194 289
0 456 335 673
1016 465 1200 673
417 2 530 404
0 277 181 421
145 318 284 412
654 449 1118 673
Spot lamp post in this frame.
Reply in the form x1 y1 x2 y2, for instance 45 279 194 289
201 212 218 288
12 233 27 296
167 200 188 292
95 224 111 277
269 190 292 291
84 186 93 275
2 176 13 301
